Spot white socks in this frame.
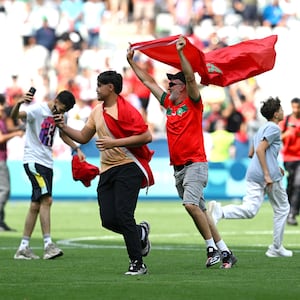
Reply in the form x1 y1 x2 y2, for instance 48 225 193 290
43 234 52 249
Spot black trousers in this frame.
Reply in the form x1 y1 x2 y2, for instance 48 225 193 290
284 161 300 216
97 163 143 262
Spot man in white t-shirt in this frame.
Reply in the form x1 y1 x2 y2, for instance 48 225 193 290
10 89 85 260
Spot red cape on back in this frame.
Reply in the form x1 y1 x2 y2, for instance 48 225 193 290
103 95 154 189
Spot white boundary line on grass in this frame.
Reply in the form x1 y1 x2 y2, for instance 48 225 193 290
56 239 300 253
2 231 299 251
53 230 300 252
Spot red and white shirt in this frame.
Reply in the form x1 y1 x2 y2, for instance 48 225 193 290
160 93 207 166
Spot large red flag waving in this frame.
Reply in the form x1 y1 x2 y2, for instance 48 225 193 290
131 35 210 85
130 34 278 87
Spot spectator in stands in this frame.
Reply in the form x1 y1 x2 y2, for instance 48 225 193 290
19 35 49 89
132 0 156 35
127 54 154 123
0 94 24 231
59 0 84 33
262 0 285 28
209 118 235 162
108 0 130 23
233 122 250 160
279 0 298 29
82 0 106 49
232 0 259 26
280 97 300 225
35 17 57 54
5 75 24 107
167 0 194 34
203 100 224 133
210 0 228 27
50 32 81 93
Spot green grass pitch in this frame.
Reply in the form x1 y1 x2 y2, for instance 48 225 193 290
1 200 300 300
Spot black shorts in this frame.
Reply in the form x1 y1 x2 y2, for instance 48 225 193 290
24 163 53 202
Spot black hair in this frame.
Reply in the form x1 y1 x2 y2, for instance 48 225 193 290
291 97 300 105
260 97 281 121
0 94 5 105
56 90 75 111
97 70 123 95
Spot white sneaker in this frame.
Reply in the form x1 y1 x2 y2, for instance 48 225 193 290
140 221 151 257
14 246 40 260
207 201 223 224
125 260 148 275
265 245 293 257
43 243 64 259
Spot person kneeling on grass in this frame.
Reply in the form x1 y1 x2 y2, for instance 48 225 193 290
208 97 293 258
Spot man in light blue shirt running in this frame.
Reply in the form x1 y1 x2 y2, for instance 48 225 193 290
208 97 293 258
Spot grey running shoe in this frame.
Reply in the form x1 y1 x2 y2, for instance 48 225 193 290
125 260 147 275
14 246 40 260
206 247 220 268
140 221 151 257
43 243 64 260
221 250 238 269
265 244 293 257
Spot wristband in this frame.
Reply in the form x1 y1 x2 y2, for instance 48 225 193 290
72 146 80 154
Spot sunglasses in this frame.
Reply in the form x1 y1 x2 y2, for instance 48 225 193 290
168 82 184 88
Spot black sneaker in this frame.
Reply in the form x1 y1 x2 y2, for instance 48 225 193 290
125 260 147 275
206 247 220 268
221 250 238 269
140 221 151 257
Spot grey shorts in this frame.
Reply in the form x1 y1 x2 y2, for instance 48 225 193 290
174 162 208 211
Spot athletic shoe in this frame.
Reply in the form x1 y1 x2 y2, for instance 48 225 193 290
265 245 293 257
220 250 238 269
14 247 40 260
43 243 64 259
125 260 148 275
287 214 298 226
206 246 220 268
207 201 223 224
140 221 151 257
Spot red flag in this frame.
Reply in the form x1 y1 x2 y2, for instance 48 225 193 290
131 34 210 85
130 35 277 87
72 155 100 187
205 35 278 86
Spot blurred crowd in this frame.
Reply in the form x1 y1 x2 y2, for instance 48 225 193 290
1 0 300 161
